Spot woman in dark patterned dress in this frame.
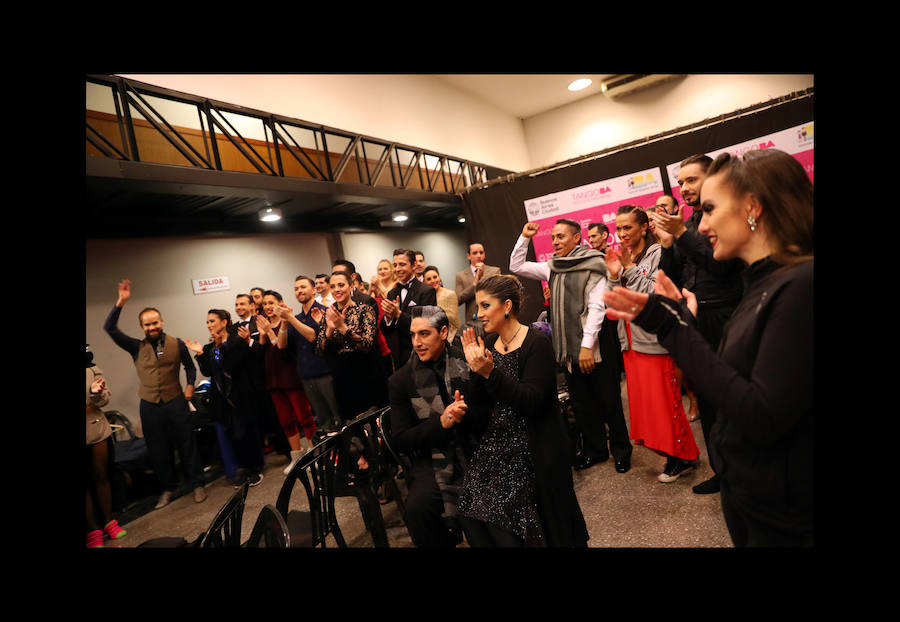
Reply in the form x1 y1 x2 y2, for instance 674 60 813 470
314 270 388 423
455 275 588 547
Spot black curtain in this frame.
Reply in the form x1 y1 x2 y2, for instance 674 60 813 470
461 92 814 324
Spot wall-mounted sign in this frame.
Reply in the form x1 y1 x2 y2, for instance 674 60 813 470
192 276 231 294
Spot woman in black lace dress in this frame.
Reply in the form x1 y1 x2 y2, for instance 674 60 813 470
456 275 588 547
314 270 388 423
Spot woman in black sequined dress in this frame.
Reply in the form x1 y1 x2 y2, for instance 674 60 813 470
455 275 588 547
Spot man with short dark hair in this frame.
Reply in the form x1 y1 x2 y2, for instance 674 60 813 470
250 287 265 315
273 275 343 433
103 279 207 509
455 242 501 331
413 251 427 282
511 219 632 473
388 305 485 547
314 274 335 307
587 222 610 255
381 248 437 369
650 154 744 495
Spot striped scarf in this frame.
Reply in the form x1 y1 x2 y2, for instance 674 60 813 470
548 245 608 368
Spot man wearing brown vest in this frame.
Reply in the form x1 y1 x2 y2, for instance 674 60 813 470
103 279 208 509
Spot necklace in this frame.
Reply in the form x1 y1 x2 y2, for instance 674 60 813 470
500 323 523 352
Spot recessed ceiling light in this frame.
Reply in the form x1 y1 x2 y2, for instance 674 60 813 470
392 211 408 222
568 78 592 92
259 207 282 222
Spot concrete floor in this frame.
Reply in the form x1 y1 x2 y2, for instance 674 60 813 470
99 382 732 549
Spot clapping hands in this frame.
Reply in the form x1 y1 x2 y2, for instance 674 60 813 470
461 327 493 378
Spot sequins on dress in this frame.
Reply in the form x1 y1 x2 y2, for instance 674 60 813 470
457 346 545 546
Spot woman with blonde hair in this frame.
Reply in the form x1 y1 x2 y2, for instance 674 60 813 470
370 259 397 300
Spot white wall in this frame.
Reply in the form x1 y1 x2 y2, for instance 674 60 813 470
339 229 470 327
87 229 469 429
86 232 332 429
112 74 532 173
523 74 814 170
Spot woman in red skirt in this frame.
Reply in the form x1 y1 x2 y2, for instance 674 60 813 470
258 290 318 475
606 205 699 482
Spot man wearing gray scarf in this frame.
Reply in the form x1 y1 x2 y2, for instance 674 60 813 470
510 219 632 473
388 305 486 547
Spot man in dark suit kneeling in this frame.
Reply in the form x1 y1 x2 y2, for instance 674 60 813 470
387 305 485 547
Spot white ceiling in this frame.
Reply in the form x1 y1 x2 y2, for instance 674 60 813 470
435 74 615 120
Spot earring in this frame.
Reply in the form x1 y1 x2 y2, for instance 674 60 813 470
747 215 757 232
504 312 510 319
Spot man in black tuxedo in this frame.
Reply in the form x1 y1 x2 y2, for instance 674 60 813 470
380 248 437 370
230 293 291 461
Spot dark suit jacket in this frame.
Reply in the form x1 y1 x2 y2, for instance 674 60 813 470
229 316 266 390
380 278 437 368
195 334 261 439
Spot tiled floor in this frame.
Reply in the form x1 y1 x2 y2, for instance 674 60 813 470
99 382 732 549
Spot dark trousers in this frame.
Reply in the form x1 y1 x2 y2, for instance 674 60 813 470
695 302 737 471
404 465 459 548
139 396 204 491
231 421 265 474
720 488 813 547
565 360 632 462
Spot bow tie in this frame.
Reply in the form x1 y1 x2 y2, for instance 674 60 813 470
399 281 412 290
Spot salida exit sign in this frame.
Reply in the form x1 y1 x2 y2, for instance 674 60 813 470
192 276 231 294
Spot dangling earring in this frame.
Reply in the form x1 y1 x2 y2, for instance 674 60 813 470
504 312 510 319
747 215 757 232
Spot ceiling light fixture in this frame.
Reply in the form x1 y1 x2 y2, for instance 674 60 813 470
457 215 466 223
392 211 409 222
259 207 282 222
568 78 592 92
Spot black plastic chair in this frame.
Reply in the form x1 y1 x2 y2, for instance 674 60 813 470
375 407 408 523
275 433 346 548
332 408 395 547
243 504 291 548
137 481 249 548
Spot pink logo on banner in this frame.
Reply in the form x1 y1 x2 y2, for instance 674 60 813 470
529 192 666 261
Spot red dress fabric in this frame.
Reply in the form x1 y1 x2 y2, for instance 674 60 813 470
622 321 699 461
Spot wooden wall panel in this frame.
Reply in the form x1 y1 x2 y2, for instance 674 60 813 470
86 110 466 191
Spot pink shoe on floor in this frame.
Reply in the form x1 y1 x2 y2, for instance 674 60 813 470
103 519 127 540
87 529 105 548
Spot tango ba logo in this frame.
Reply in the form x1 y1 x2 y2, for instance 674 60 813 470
571 186 611 203
797 123 814 145
626 172 657 193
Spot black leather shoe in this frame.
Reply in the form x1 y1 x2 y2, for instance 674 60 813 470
692 475 720 494
614 459 631 473
573 453 609 471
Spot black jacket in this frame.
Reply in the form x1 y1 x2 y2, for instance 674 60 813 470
381 278 438 368
194 334 261 439
633 256 813 534
470 328 589 547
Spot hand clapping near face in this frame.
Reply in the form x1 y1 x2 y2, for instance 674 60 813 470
461 327 493 378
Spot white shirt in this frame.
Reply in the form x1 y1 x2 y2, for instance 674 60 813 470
509 235 607 350
382 278 416 326
315 292 335 307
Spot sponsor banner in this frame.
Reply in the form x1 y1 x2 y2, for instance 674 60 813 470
191 276 231 294
523 167 666 261
666 121 814 205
